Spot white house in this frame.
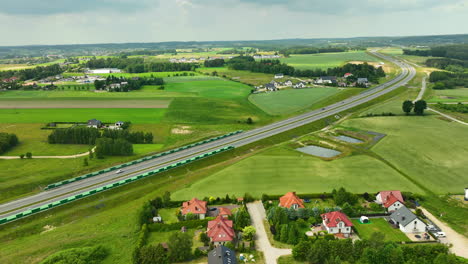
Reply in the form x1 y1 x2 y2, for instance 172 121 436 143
293 82 306 89
274 73 284 79
390 206 426 233
315 76 337 84
465 188 468 201
284 80 293 87
87 68 121 74
376 191 405 212
321 211 353 237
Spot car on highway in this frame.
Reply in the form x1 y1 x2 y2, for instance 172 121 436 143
435 232 446 238
115 169 123 174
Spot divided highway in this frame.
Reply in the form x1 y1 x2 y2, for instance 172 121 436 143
0 51 416 223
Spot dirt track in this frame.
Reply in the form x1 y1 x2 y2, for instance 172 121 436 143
0 100 170 109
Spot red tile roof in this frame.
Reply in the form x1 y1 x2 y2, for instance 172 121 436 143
218 207 232 217
279 192 305 209
383 192 404 208
207 216 235 242
379 191 404 206
181 198 207 215
321 211 353 228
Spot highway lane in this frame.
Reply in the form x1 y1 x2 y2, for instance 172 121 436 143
0 51 416 221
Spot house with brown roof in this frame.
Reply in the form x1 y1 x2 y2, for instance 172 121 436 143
181 198 207 219
376 191 405 212
218 207 232 218
321 211 353 238
207 215 235 246
279 192 304 210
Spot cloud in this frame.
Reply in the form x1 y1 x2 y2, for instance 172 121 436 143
0 0 151 15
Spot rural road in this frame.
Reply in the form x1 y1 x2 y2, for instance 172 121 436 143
0 148 95 159
421 208 468 259
427 107 468 126
0 51 416 222
247 202 292 264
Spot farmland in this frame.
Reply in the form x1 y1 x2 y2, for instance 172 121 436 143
279 51 380 70
249 88 340 115
428 88 468 103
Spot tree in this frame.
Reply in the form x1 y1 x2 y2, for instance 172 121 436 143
26 152 32 159
83 158 89 166
89 148 94 159
199 232 210 246
279 225 289 243
162 191 171 207
414 100 427 115
246 117 253 124
402 100 414 115
242 226 256 241
292 240 312 261
19 154 24 159
167 232 193 262
137 244 169 264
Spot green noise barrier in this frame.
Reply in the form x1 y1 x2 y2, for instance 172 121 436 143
45 131 242 190
1 146 234 225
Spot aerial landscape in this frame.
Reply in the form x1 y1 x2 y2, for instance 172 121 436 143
0 1 468 264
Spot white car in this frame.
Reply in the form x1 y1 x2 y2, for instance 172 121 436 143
115 169 123 174
435 232 446 238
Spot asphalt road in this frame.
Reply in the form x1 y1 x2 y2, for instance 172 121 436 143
0 51 416 222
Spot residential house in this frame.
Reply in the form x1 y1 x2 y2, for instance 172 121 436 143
218 207 232 218
207 216 235 246
265 83 277 91
376 191 405 212
181 198 207 219
279 192 304 209
293 82 306 89
321 211 353 238
344 73 353 78
274 73 284 79
284 80 293 87
87 68 121 74
357 78 369 86
390 206 426 233
208 245 237 264
115 121 125 128
316 76 337 85
87 119 102 128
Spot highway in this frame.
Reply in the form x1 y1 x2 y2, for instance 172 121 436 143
0 51 416 222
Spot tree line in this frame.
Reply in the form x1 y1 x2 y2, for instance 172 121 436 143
85 57 196 73
280 46 348 56
102 129 153 144
429 71 468 89
203 58 225 67
0 64 64 81
0 132 19 154
95 138 133 157
94 76 164 91
404 45 468 71
48 127 153 145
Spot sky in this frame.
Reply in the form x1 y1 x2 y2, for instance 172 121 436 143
0 0 467 46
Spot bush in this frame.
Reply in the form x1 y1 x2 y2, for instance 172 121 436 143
40 245 108 264
0 132 19 154
26 152 32 159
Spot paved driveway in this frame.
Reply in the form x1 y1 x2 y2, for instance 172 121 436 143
247 202 292 264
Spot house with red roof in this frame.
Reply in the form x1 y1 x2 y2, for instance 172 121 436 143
321 211 353 238
207 215 235 246
218 207 232 218
376 191 405 212
344 73 353 78
181 198 207 219
279 192 304 210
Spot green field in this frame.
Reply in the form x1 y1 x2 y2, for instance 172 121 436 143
249 88 340 115
279 51 380 70
171 146 422 200
165 79 251 99
342 116 468 194
197 67 275 86
428 88 468 103
351 218 410 242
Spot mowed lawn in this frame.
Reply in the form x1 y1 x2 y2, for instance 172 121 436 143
352 218 410 242
343 116 468 194
428 88 468 103
171 147 422 200
0 108 167 124
249 88 339 115
279 51 380 70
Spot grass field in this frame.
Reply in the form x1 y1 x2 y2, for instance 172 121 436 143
342 116 468 194
197 67 275 86
351 218 410 242
0 99 170 109
279 51 380 70
165 79 251 100
428 88 468 103
249 88 340 115
0 89 188 99
171 146 422 200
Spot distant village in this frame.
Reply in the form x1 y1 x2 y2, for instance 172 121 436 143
168 54 280 63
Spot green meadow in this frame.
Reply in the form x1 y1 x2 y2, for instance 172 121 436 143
428 88 468 103
279 51 380 70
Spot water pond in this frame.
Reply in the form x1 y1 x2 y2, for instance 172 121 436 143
296 145 342 158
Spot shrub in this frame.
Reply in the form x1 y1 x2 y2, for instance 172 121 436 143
40 245 108 264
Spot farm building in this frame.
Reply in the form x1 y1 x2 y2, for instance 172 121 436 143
390 206 426 233
181 198 207 219
208 245 237 264
274 73 284 79
321 211 353 238
279 192 304 209
207 215 235 246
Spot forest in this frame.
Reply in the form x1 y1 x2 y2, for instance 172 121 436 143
0 64 64 81
85 57 196 73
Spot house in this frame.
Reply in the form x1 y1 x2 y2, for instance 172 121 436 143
376 191 405 212
284 80 293 87
87 119 102 128
293 82 306 89
207 216 235 246
87 68 121 74
265 83 277 91
279 192 304 209
115 121 125 127
390 206 426 233
181 198 207 219
218 207 232 218
274 73 284 79
208 245 237 264
344 73 353 78
465 188 468 201
316 76 337 84
321 211 353 238
357 78 369 85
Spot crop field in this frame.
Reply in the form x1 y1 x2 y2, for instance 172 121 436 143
0 108 167 124
279 51 380 70
342 116 468 194
351 218 410 242
165 79 252 99
0 99 170 109
249 88 340 115
197 67 275 86
171 146 422 200
428 88 468 103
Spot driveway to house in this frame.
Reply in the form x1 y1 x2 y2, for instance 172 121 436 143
421 207 468 258
247 201 292 264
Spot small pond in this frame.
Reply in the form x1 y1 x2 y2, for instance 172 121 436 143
335 135 364 144
296 146 342 158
